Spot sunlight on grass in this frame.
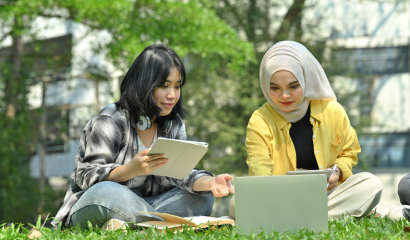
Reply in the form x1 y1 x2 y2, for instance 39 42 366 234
1 216 410 239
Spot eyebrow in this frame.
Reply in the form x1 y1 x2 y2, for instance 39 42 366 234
165 79 182 83
270 80 299 86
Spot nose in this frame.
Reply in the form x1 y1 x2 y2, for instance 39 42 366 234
167 88 176 99
281 91 291 99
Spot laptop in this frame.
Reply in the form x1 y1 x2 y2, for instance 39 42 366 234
235 175 328 234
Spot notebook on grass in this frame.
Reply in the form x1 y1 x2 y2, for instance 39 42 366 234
136 211 235 233
148 137 208 179
235 175 328 234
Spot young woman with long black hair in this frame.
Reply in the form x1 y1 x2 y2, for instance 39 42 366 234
52 44 234 230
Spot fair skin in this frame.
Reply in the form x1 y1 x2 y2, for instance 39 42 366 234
269 70 304 112
270 71 341 190
327 166 342 191
104 68 234 197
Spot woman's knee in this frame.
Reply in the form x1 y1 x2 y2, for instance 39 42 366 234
85 181 127 197
77 181 131 206
70 205 112 229
191 194 214 216
72 181 146 221
173 190 214 216
398 174 410 205
354 172 383 194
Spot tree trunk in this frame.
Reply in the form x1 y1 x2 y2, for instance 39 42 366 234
274 0 306 43
39 76 48 189
244 0 257 43
5 17 23 118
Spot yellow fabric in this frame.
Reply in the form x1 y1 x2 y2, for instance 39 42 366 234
246 99 360 183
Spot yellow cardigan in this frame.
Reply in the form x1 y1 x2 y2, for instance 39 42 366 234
246 99 360 182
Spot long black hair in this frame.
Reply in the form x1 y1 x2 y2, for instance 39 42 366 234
115 44 188 126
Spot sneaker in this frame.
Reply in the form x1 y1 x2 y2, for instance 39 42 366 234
102 218 129 230
387 205 410 221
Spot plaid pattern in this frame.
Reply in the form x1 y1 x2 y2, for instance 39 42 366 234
52 104 213 228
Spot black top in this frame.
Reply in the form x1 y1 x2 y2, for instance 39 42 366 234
290 105 318 170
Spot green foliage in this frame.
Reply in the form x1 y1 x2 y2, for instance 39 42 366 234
0 0 255 223
0 59 65 224
0 59 38 223
53 0 256 174
1 216 410 239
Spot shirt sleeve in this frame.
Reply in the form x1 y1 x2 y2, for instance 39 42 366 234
332 104 360 182
73 115 126 191
246 112 275 176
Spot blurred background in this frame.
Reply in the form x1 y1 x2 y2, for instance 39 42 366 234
0 0 409 224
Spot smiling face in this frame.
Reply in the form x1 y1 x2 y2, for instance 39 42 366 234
269 71 304 112
153 67 181 117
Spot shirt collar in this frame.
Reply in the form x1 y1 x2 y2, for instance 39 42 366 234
310 100 323 122
266 100 323 129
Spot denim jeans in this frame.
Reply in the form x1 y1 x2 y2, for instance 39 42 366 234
70 181 214 229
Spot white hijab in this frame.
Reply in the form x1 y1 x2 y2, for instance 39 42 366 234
259 41 336 123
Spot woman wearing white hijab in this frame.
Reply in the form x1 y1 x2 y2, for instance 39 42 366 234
229 41 382 219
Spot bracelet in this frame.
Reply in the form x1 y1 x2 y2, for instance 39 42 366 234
330 165 340 177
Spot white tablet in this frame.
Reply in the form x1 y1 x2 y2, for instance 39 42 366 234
286 169 334 179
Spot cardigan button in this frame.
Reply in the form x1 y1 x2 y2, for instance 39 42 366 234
313 135 317 138
310 118 314 122
316 151 319 154
319 166 323 169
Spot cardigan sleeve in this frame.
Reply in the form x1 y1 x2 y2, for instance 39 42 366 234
246 112 275 176
331 102 360 182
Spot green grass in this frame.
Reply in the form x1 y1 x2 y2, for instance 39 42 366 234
1 216 410 239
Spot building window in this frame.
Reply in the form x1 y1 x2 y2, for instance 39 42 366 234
334 46 409 75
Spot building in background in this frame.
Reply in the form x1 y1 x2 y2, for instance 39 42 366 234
0 18 120 188
320 0 410 214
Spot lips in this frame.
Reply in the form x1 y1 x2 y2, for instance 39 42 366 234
280 101 294 106
162 103 174 109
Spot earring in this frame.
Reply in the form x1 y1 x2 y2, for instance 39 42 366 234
137 116 152 130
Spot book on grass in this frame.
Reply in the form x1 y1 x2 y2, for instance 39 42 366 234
148 137 208 179
137 211 235 232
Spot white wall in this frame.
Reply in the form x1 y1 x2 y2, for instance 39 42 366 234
370 73 410 133
307 0 410 39
30 140 80 179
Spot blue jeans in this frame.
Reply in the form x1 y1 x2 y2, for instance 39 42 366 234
70 181 214 229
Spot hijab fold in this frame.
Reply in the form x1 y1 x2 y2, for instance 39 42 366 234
260 41 336 123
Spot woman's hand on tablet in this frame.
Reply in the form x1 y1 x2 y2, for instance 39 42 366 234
103 149 168 181
127 149 168 176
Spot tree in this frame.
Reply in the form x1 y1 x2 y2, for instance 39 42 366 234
0 0 255 222
197 0 374 174
185 0 318 174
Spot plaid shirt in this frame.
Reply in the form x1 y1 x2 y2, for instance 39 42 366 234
52 104 213 228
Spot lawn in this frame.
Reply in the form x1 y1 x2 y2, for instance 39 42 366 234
1 215 409 239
